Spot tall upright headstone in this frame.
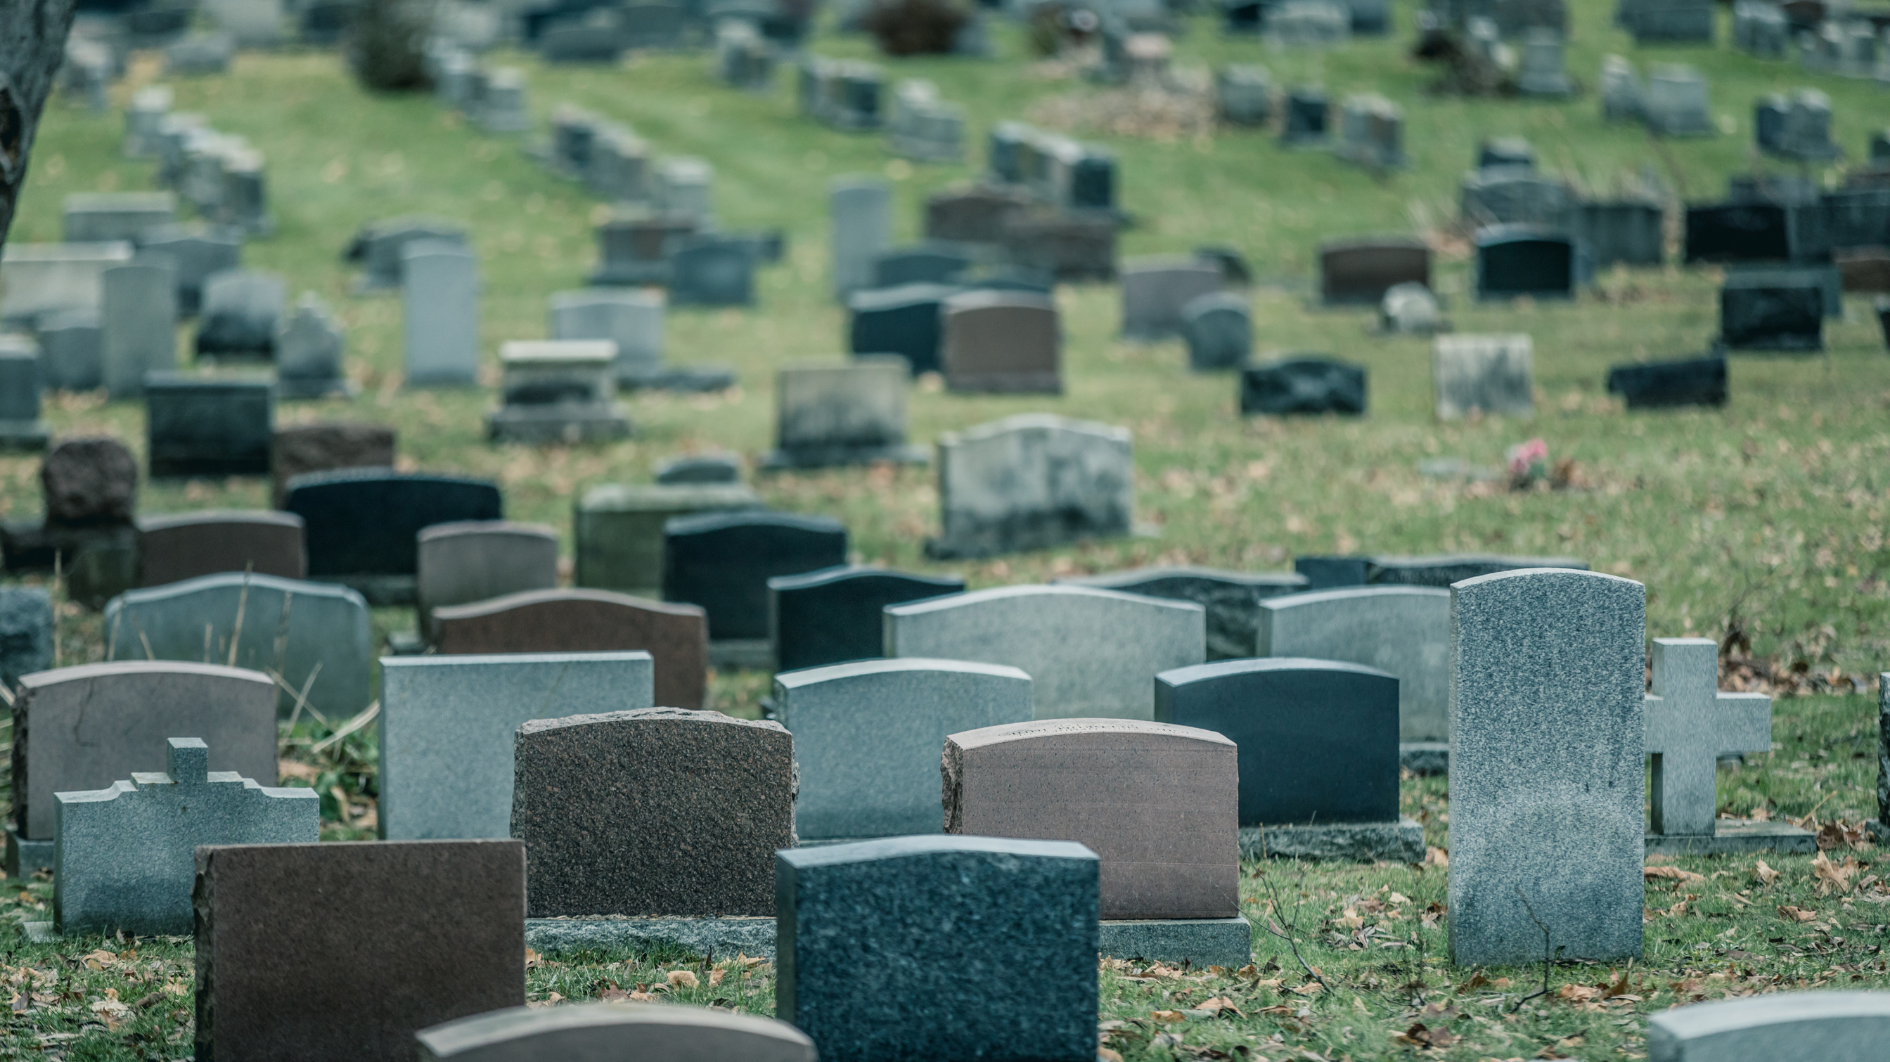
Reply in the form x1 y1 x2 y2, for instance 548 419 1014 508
831 177 891 300
102 258 178 398
403 242 479 387
1449 568 1645 965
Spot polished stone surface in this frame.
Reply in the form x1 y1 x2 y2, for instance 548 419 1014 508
768 565 964 672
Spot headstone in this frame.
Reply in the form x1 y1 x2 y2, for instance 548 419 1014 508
872 244 974 289
0 242 134 327
1121 257 1224 341
486 340 630 444
548 288 664 385
1685 202 1791 263
276 292 351 398
101 257 177 399
1335 93 1406 168
1280 85 1330 145
1295 555 1368 589
1269 0 1350 45
144 376 272 478
924 186 1029 249
0 588 53 690
1776 89 1841 161
1448 568 1646 965
416 1004 816 1062
1837 247 1890 294
1179 292 1251 371
573 482 762 597
999 211 1118 282
431 589 708 711
1368 553 1587 585
1155 658 1420 860
1461 168 1574 227
1319 236 1431 305
270 422 396 507
35 309 103 391
776 837 1099 1060
1646 992 1890 1062
0 436 141 607
662 511 848 649
1382 282 1443 333
1720 269 1823 351
513 708 794 915
194 270 284 358
1625 0 1714 42
656 452 740 485
54 738 319 935
944 718 1237 920
589 209 694 287
1478 136 1535 171
1571 200 1665 269
479 68 531 133
403 242 480 387
63 192 176 244
137 510 306 586
847 282 955 375
165 30 235 74
927 414 1131 558
1240 357 1367 415
380 652 654 841
0 338 47 450
10 662 277 849
938 290 1060 393
1434 333 1534 419
415 521 559 634
124 86 174 158
283 470 504 604
345 216 468 293
193 840 526 1062
1644 65 1714 137
762 357 925 469
1606 354 1727 409
139 223 242 316
1064 566 1307 662
1257 586 1451 746
1475 225 1576 300
1733 0 1788 56
1217 65 1272 126
769 566 965 672
887 585 1204 720
668 236 755 307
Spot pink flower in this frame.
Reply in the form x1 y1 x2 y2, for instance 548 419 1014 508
1507 438 1549 479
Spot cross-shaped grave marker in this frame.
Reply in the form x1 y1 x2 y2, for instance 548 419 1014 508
1644 637 1772 836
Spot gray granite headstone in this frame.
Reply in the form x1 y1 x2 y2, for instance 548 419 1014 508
102 257 177 398
1063 566 1307 661
64 192 177 244
1449 568 1645 965
416 1004 817 1061
928 413 1132 559
776 836 1099 1062
403 242 479 387
380 653 653 841
762 357 925 469
0 241 133 326
415 521 560 637
0 339 47 448
104 572 373 719
1257 586 1450 744
345 216 467 292
655 452 741 485
1647 991 1890 1062
276 292 350 398
548 288 664 383
137 223 242 317
1645 637 1772 836
774 658 1032 840
831 177 892 299
0 587 54 690
573 482 762 596
1434 334 1534 420
1180 291 1252 371
54 737 318 934
885 585 1205 720
1120 257 1224 341
195 270 284 357
36 309 103 391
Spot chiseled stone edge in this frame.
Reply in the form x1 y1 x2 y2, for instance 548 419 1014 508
1238 818 1425 863
525 917 778 961
1645 821 1817 857
1100 917 1252 969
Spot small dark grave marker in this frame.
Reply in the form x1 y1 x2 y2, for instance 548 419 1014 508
1240 357 1366 415
1605 354 1728 409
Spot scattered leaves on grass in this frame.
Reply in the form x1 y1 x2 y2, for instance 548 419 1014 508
1644 865 1706 884
666 970 699 989
1394 1021 1456 1048
1151 1009 1187 1022
1813 852 1865 895
1778 905 1819 922
1755 860 1781 885
1816 820 1874 851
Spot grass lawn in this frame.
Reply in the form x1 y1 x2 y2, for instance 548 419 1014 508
4 0 1890 1057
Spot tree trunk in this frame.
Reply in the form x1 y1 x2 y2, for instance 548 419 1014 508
0 0 79 254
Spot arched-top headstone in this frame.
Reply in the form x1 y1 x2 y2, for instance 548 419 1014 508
138 509 306 587
415 520 559 633
1120 256 1223 340
1063 565 1306 661
1647 990 1890 1062
661 510 848 644
768 565 964 672
282 469 502 602
416 1003 817 1062
1318 235 1430 305
928 414 1131 558
1257 586 1450 743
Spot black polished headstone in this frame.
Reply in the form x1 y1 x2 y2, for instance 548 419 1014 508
1477 136 1534 170
1475 225 1574 299
145 376 272 478
1605 354 1728 409
1062 566 1307 660
669 237 754 307
663 511 848 641
1366 553 1588 586
1684 203 1791 263
847 282 960 375
282 469 502 576
1719 270 1824 351
870 244 974 289
1154 658 1400 825
1281 87 1329 144
1878 297 1889 351
655 452 742 485
769 565 965 672
1294 556 1370 590
1240 357 1366 416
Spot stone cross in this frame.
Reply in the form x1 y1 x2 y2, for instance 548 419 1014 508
1644 637 1772 837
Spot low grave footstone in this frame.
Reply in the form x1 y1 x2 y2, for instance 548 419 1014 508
944 718 1248 966
137 510 306 586
926 414 1131 557
1474 225 1576 300
1318 236 1430 305
1720 269 1824 351
485 340 630 444
144 375 273 478
275 293 352 399
1155 659 1421 861
776 658 1030 840
1606 354 1728 409
270 422 395 507
768 566 964 672
939 290 1060 393
776 837 1099 1062
54 737 317 935
8 661 276 875
417 1004 816 1061
380 652 653 841
283 469 503 605
1450 568 1646 965
1063 565 1306 661
1258 586 1451 769
1434 334 1534 419
1647 991 1890 1061
573 482 760 597
662 510 848 667
104 572 373 719
1240 356 1367 415
194 840 526 1062
1120 257 1224 341
1180 292 1251 370
886 585 1204 720
1644 637 1812 855
415 521 558 637
847 282 957 375
513 709 793 955
762 358 927 470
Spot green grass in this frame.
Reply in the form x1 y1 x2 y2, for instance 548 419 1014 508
3 1 1890 1057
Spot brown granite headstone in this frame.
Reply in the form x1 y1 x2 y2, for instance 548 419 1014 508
1837 246 1890 294
12 661 278 840
943 718 1238 920
137 510 308 587
432 589 709 710
511 708 795 917
194 839 526 1062
1318 236 1431 305
940 291 1061 394
0 437 142 608
924 186 1030 246
1000 211 1117 282
270 422 397 507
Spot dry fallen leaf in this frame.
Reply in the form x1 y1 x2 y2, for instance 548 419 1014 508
1644 865 1706 884
1812 852 1863 896
709 968 727 987
1196 996 1244 1017
1557 984 1603 1002
1098 1050 1123 1062
1754 860 1781 885
1393 1021 1456 1048
1778 905 1819 923
666 970 699 989
1424 847 1449 868
1151 1009 1187 1022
